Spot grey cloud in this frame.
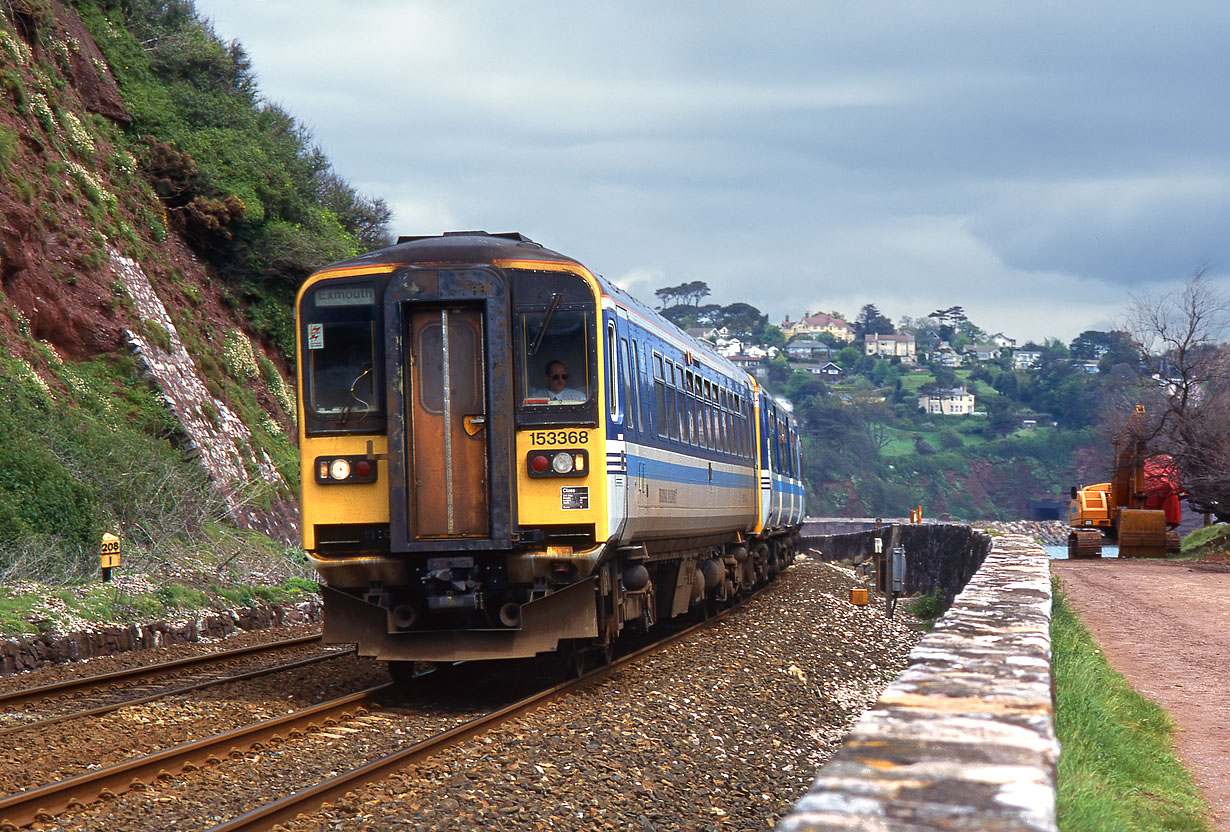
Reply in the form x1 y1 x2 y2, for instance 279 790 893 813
193 0 1230 340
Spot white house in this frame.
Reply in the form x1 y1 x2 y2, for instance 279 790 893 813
863 333 916 364
744 345 779 359
919 387 977 415
962 343 1001 362
932 344 963 368
1012 349 1042 370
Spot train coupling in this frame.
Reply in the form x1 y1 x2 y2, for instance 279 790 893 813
424 555 482 610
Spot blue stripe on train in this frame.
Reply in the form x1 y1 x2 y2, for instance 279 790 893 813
627 453 757 490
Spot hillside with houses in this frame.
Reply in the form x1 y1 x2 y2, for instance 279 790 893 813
655 286 1144 519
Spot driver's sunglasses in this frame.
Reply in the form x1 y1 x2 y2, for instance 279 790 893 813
550 373 568 380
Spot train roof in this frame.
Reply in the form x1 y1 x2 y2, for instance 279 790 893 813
324 231 582 271
318 232 795 423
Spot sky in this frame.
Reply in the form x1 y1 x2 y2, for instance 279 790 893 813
191 0 1230 344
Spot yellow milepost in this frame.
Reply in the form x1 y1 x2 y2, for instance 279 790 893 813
100 533 121 581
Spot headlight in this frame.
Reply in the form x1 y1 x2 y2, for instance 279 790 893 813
329 458 352 480
551 452 575 474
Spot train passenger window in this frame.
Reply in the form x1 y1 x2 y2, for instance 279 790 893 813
686 393 697 446
620 337 634 430
633 340 645 431
738 397 747 459
518 309 592 406
730 395 738 456
654 354 667 438
675 371 687 442
606 321 620 419
666 363 679 441
722 403 731 454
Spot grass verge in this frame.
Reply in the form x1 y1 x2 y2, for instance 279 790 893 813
1178 524 1230 561
1052 581 1213 831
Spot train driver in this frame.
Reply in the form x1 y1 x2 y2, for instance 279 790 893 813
532 360 586 403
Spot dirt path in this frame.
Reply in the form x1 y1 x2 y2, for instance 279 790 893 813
1051 559 1230 830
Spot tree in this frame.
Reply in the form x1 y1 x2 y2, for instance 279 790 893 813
1124 271 1230 520
854 304 895 339
654 285 685 308
835 345 863 371
692 304 724 327
716 302 768 340
655 281 711 308
658 304 697 328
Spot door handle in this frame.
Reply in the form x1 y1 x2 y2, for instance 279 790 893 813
463 414 486 436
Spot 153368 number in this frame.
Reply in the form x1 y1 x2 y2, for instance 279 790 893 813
529 430 588 446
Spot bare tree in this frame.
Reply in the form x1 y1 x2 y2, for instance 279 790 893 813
1124 271 1230 520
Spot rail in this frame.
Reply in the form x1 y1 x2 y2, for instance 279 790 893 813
211 599 755 831
0 634 322 710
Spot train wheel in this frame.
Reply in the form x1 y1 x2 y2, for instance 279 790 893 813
559 639 587 679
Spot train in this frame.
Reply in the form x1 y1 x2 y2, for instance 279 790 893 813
295 231 805 675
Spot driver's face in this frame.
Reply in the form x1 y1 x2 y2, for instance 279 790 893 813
546 363 568 392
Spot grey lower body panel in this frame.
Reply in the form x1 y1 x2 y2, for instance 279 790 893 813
322 577 600 662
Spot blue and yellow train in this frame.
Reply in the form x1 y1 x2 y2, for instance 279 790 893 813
296 232 805 673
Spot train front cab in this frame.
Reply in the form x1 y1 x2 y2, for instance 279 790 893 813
298 258 616 662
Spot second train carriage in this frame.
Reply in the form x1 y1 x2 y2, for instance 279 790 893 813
296 232 804 669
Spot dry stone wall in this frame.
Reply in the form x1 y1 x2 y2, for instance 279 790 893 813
780 535 1058 832
0 598 322 675
109 248 298 542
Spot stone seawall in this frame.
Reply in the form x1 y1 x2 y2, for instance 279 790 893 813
806 523 992 605
780 535 1058 831
0 598 322 675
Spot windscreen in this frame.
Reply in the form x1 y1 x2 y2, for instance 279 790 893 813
509 269 596 415
519 310 592 405
301 281 383 431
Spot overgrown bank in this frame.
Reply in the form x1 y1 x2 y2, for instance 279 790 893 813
0 0 395 587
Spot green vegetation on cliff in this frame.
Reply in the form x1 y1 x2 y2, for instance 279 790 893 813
72 0 390 359
0 0 384 585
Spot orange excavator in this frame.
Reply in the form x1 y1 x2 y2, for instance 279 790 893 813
1068 406 1182 558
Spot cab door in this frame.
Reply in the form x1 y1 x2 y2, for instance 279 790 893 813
406 305 489 538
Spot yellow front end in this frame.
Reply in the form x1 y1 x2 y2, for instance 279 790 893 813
299 435 390 551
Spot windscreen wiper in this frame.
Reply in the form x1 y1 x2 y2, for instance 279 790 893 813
527 292 561 357
337 364 373 425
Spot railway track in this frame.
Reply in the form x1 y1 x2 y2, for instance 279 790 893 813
212 605 757 831
0 648 348 740
0 602 750 831
0 634 322 714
